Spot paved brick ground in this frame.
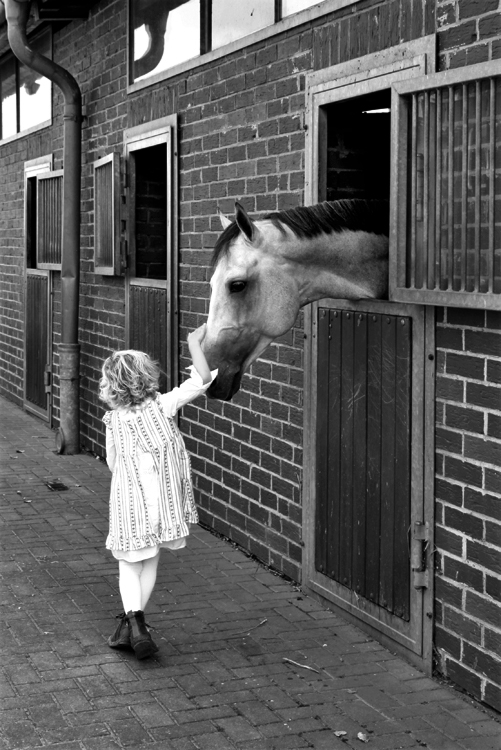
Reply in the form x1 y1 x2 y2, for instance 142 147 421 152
1 395 499 750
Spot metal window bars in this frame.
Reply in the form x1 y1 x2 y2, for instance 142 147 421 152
36 170 63 270
390 62 500 309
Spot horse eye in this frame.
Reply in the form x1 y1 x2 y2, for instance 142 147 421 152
229 280 247 294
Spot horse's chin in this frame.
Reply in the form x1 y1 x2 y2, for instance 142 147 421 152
207 371 242 401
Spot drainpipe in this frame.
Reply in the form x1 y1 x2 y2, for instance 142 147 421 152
6 0 82 454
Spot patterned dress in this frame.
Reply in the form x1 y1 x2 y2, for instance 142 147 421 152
103 366 216 561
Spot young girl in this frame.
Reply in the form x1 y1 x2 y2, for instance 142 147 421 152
99 324 216 660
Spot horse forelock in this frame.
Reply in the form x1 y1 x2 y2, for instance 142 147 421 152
212 222 240 268
211 199 389 267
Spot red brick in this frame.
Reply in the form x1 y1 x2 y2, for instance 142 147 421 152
438 20 478 50
478 12 501 37
444 606 482 642
464 488 499 519
444 659 482 701
467 539 500 572
484 682 501 712
435 574 463 609
487 360 501 384
466 383 501 411
435 625 461 659
485 468 501 494
445 404 484 434
464 435 501 467
444 456 483 487
463 642 500 682
465 330 501 357
446 352 485 380
435 525 464 557
466 591 501 627
486 574 501 599
436 427 463 454
485 521 501 546
437 376 465 402
444 507 483 539
443 557 484 590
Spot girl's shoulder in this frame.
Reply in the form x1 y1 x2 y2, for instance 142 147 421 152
103 411 113 426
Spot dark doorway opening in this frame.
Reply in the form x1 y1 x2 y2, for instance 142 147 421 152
133 143 168 280
324 90 391 204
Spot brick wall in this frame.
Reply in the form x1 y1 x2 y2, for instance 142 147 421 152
435 310 501 711
434 0 501 712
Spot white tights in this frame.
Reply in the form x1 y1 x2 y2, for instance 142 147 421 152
118 552 160 613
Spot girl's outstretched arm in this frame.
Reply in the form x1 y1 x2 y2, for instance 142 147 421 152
187 324 211 384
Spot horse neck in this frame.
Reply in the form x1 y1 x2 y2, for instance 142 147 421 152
281 229 389 303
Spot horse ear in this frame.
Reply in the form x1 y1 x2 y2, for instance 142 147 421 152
218 209 232 230
235 201 257 243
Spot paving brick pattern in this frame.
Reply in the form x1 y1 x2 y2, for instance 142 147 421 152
1 396 499 750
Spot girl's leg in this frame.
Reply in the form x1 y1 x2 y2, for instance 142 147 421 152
140 552 160 610
118 560 143 613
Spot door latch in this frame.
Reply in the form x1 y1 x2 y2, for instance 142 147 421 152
411 521 429 589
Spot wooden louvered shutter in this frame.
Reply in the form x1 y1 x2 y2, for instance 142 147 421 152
390 62 500 309
94 153 122 275
36 170 63 270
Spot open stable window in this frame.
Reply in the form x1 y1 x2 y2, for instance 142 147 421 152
129 0 332 83
390 62 500 309
36 170 63 270
94 153 122 275
0 27 51 140
124 116 178 393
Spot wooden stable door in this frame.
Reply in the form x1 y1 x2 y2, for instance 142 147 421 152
25 269 51 421
304 299 434 672
316 307 412 618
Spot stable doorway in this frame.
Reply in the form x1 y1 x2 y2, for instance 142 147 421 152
303 39 436 672
124 116 178 393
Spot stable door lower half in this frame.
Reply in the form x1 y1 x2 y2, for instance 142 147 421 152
303 299 434 673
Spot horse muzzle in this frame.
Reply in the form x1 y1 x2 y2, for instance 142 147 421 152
207 368 242 401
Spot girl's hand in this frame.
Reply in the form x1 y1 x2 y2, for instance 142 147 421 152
188 324 207 347
187 324 212 384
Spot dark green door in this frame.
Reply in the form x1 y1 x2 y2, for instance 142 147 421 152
315 308 412 621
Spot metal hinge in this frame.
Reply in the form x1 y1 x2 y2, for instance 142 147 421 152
44 365 51 393
411 521 429 589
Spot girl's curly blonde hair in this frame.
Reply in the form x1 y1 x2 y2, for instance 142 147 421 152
99 350 160 409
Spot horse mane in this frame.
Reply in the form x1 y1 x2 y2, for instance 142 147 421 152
212 199 389 266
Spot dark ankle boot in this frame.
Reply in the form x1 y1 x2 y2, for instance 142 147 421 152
125 610 157 659
108 613 132 649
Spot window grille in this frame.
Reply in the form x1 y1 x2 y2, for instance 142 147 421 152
390 62 500 309
36 170 63 270
94 153 121 275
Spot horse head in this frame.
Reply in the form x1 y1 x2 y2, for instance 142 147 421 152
203 202 301 401
203 198 389 400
